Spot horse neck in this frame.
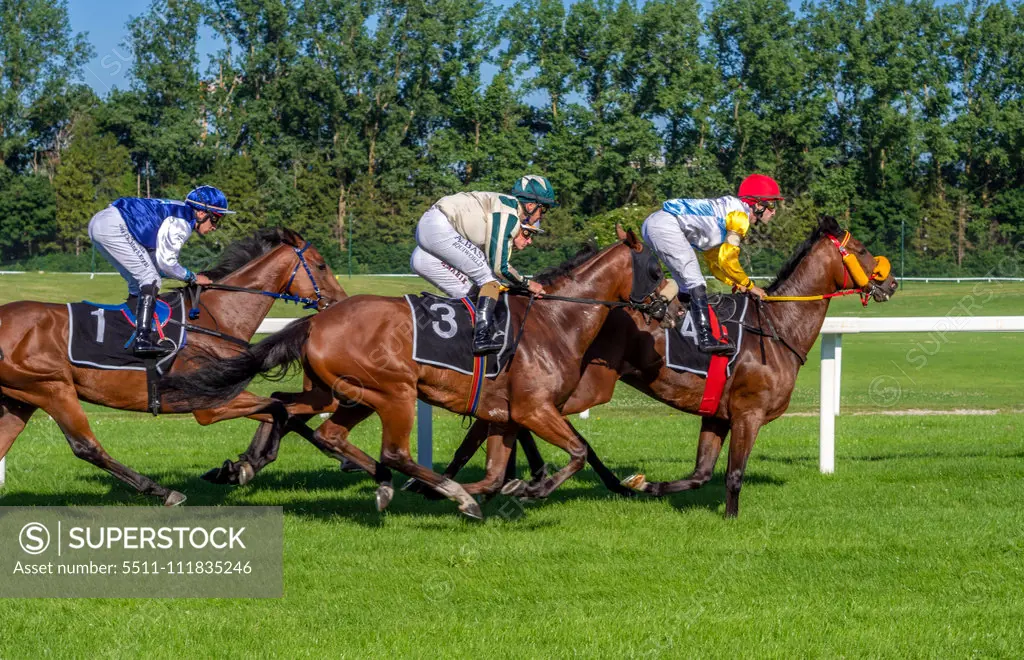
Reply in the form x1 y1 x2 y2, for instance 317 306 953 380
765 241 842 359
200 246 296 341
536 245 632 354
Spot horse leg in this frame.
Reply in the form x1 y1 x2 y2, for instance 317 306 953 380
376 402 482 520
0 399 38 477
306 405 395 508
192 392 291 486
502 409 589 500
49 393 185 505
623 417 729 496
564 421 633 496
460 425 517 497
403 417 490 500
516 428 548 481
723 413 764 518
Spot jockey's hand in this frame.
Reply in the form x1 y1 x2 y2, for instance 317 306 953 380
747 284 767 300
195 274 213 287
527 280 546 297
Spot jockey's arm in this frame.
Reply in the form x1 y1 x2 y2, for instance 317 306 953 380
155 217 197 283
703 232 753 289
491 213 527 286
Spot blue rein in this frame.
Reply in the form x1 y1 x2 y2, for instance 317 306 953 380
187 242 324 320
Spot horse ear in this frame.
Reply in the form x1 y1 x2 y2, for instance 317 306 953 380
818 215 842 235
626 228 643 252
616 224 628 241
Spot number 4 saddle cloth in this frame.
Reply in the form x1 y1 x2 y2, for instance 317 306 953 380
405 292 516 378
66 293 187 374
665 294 751 377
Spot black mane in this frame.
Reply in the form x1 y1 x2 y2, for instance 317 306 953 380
766 215 843 293
532 241 601 285
203 227 303 280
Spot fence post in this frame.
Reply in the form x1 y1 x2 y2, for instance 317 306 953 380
0 456 5 487
416 401 433 468
834 334 842 416
819 333 837 474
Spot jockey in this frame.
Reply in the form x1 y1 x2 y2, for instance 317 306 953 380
410 175 555 355
87 186 232 357
642 174 784 355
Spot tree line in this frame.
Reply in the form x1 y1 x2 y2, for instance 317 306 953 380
2 0 1023 278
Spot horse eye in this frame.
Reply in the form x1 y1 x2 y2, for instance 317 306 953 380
317 263 327 271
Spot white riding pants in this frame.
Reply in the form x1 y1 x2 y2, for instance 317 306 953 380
411 207 496 297
642 210 705 292
88 206 161 296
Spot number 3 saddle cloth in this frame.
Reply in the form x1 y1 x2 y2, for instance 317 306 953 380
405 292 516 378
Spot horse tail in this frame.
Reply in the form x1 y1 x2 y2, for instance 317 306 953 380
160 315 314 408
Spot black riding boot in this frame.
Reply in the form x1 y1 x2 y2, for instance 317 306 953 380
689 285 735 356
472 295 503 356
133 284 171 358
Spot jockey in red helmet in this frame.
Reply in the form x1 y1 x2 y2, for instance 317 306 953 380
642 174 784 355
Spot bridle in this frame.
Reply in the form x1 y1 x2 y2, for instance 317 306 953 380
187 241 330 324
763 231 893 307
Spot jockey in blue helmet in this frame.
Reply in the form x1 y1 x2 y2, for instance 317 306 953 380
87 185 233 357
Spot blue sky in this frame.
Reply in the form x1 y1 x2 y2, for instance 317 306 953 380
70 0 526 96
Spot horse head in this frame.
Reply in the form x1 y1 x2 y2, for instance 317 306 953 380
210 228 347 311
816 216 898 303
769 216 898 303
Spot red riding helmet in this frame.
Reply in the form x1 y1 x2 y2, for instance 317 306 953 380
737 174 783 204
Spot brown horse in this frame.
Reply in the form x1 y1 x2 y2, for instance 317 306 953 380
415 216 898 516
0 228 344 505
159 232 664 519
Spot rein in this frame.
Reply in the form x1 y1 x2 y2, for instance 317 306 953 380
506 289 664 317
188 241 325 319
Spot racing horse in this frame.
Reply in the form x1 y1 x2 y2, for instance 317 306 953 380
158 231 665 519
0 228 343 505
414 216 898 517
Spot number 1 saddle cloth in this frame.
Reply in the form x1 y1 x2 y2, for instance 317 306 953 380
405 292 516 378
66 293 187 374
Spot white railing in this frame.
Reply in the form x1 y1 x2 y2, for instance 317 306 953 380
817 316 1024 473
4 315 1023 488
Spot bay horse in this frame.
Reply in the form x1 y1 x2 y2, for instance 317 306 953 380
413 216 898 517
159 231 665 519
0 228 344 505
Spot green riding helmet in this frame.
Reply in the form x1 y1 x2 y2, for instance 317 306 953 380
511 175 558 208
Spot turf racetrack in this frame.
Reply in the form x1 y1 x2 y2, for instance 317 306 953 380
1 276 1023 656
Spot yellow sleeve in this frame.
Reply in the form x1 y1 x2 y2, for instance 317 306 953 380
724 210 750 237
703 243 752 288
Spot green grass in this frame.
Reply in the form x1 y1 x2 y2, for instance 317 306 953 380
2 276 1024 656
1 408 1023 656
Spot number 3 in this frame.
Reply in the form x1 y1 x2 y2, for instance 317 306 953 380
430 303 457 339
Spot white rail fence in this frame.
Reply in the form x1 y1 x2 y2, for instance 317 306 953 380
3 315 1023 488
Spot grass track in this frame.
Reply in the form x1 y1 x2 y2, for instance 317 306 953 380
1 276 1023 656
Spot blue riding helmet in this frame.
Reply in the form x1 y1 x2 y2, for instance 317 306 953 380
185 186 236 217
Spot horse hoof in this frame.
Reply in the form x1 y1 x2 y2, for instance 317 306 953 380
460 501 484 521
340 458 363 474
376 482 395 512
621 473 648 492
501 479 527 497
200 460 237 485
237 462 255 486
164 491 187 507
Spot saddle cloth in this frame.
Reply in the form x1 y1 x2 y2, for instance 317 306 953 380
665 294 750 377
405 292 515 378
67 293 186 374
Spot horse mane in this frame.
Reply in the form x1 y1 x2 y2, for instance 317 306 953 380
203 227 304 280
531 240 601 285
766 215 843 293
